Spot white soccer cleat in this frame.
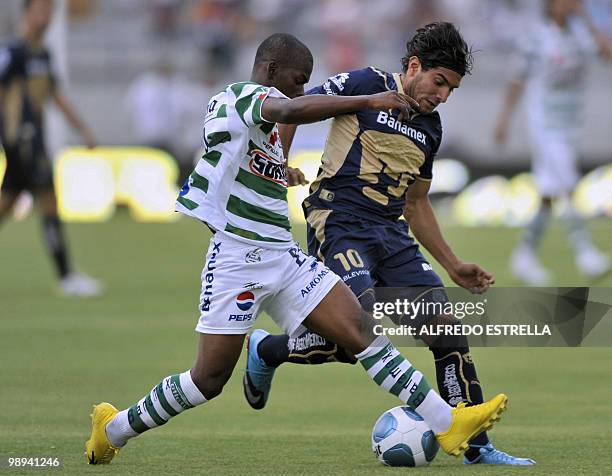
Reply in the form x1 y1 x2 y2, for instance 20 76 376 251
510 245 551 286
576 247 611 279
60 272 103 297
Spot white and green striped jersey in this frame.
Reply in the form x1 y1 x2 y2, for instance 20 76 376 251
176 81 292 249
515 18 597 131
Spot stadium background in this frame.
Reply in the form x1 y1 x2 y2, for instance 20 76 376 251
1 1 611 474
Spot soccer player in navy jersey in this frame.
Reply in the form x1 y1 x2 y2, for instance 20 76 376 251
0 0 100 296
245 23 534 466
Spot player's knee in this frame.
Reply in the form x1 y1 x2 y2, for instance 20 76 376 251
190 369 231 400
342 309 376 355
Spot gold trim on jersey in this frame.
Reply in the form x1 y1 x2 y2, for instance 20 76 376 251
362 186 389 205
370 67 391 90
27 75 52 116
3 81 24 144
392 73 404 94
305 208 332 261
309 114 359 197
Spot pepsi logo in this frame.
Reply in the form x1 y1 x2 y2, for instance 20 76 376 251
236 291 255 311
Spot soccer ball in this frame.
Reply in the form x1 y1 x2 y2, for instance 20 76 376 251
371 406 439 467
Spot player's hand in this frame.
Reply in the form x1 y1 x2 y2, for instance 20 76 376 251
287 166 308 186
448 262 495 294
82 129 97 149
367 91 420 122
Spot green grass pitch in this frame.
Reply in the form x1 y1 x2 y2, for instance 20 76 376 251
1 212 611 475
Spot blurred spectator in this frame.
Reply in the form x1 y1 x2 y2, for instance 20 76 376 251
125 60 195 182
189 0 246 74
149 0 183 39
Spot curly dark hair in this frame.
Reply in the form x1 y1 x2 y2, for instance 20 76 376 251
401 22 473 76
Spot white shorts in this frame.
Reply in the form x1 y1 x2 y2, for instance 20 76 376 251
529 128 579 197
195 231 341 337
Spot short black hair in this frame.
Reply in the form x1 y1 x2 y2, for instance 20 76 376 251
401 22 473 76
254 33 313 70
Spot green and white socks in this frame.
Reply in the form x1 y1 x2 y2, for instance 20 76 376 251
356 336 452 434
105 338 451 447
105 370 206 448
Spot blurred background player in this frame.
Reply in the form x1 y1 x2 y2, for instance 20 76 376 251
0 0 101 296
245 23 533 466
494 0 611 285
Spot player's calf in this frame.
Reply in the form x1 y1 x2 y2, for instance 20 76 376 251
86 334 243 463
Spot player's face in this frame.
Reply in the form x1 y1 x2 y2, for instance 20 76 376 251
273 63 312 99
26 0 54 34
405 61 462 114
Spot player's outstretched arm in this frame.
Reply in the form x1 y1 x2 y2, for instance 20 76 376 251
51 89 97 149
493 79 524 146
577 2 612 60
262 91 417 125
404 179 494 293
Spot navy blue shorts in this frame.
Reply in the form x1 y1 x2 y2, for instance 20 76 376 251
1 140 53 193
306 209 444 299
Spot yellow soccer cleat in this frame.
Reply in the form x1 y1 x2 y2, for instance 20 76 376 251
85 402 120 464
436 393 508 457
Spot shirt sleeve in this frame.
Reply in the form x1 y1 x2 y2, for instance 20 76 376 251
306 68 373 96
417 116 442 181
233 83 288 127
570 17 598 57
417 155 434 181
0 46 17 85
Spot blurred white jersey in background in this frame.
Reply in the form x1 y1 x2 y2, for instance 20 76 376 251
516 17 598 132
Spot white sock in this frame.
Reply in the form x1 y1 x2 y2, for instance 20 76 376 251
106 370 206 447
356 336 452 433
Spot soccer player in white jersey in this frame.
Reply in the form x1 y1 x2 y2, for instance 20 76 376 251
495 0 611 285
85 34 509 465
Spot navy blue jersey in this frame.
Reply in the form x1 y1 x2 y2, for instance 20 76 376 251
0 39 57 146
303 67 442 224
